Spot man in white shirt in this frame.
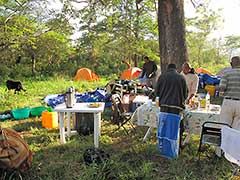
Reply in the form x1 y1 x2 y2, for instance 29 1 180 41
181 62 199 104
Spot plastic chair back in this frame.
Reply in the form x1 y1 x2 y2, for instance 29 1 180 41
198 121 231 157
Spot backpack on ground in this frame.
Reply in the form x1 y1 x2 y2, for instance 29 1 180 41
83 147 109 165
0 126 32 173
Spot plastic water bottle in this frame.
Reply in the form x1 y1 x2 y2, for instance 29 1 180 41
196 95 201 110
155 96 159 107
214 90 219 97
205 92 210 110
214 87 219 97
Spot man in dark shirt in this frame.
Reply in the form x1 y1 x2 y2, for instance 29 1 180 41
155 63 188 151
155 63 188 114
140 56 158 88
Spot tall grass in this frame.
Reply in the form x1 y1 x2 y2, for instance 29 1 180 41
0 77 108 111
0 77 236 180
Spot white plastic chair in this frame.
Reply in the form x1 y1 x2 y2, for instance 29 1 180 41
221 126 240 179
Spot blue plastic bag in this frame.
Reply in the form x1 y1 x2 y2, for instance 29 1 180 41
198 73 221 86
94 88 106 100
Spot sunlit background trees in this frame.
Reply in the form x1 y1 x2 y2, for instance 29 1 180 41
0 0 239 81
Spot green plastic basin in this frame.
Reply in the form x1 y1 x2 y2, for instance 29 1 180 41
11 107 31 120
30 106 48 117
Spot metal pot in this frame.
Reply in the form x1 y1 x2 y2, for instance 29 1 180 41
65 86 76 108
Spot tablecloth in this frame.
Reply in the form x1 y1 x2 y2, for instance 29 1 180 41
131 104 221 135
184 106 220 134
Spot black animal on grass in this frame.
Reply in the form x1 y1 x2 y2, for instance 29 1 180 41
6 80 26 94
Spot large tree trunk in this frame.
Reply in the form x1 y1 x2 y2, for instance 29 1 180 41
158 0 188 73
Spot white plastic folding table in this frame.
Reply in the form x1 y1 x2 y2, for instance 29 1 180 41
54 102 105 148
131 104 221 143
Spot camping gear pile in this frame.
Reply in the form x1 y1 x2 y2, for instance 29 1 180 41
44 79 153 110
195 67 224 97
44 88 110 108
106 79 154 98
198 73 221 89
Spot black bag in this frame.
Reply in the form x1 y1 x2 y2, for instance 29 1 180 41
83 148 109 165
75 113 94 135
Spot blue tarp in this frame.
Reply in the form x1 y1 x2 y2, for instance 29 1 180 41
157 112 181 159
137 72 147 84
44 88 112 108
198 73 222 88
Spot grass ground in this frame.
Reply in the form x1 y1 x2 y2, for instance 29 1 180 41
0 77 238 180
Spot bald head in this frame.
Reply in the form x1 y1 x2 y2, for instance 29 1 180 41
182 62 191 74
231 56 240 68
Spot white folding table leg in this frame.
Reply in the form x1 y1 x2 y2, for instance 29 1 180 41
94 112 101 148
67 112 71 137
59 112 66 144
143 127 152 142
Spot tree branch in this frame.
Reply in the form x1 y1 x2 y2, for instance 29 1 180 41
5 1 27 24
136 0 144 4
190 0 203 9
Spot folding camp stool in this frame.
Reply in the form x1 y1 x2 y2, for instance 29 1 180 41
110 94 136 135
198 121 231 159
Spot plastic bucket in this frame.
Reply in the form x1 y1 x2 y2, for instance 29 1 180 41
205 85 215 96
42 111 58 129
11 107 31 120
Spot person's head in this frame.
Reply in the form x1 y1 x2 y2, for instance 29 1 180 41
189 68 195 74
143 56 150 62
182 62 191 74
167 63 176 70
230 56 240 68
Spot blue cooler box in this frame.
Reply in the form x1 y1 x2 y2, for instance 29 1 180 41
157 112 181 159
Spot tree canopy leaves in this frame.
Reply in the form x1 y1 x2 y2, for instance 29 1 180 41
0 0 234 80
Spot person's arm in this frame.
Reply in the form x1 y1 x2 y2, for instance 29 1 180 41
155 76 162 100
219 73 228 96
149 62 158 78
153 62 157 72
187 75 199 103
182 76 188 103
140 63 146 78
187 94 194 104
